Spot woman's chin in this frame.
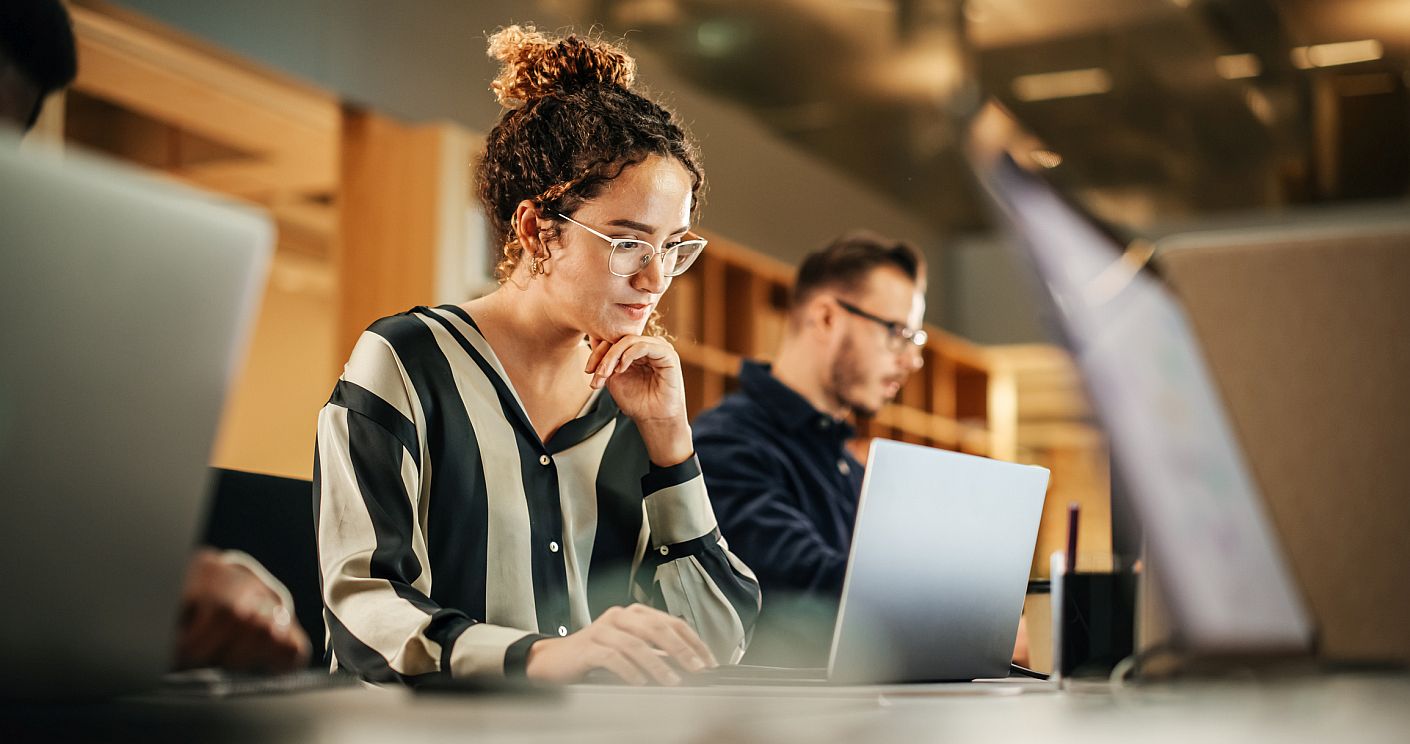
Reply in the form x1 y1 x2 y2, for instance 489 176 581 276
591 319 648 343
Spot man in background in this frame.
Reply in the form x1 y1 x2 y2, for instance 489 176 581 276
692 232 929 666
2 0 310 673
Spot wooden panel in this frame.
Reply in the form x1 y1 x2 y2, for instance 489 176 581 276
682 362 708 421
660 270 702 343
700 254 726 349
68 5 339 198
337 111 468 359
209 252 336 480
722 265 758 356
1029 444 1112 577
954 364 990 422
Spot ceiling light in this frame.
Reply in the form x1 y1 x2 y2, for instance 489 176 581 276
1011 68 1112 102
1291 39 1383 69
1215 54 1261 80
1244 89 1274 125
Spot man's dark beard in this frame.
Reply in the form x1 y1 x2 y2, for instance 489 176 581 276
829 336 881 418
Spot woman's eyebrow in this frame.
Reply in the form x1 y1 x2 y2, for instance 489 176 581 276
604 218 691 235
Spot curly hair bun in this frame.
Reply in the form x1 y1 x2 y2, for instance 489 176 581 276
487 25 638 109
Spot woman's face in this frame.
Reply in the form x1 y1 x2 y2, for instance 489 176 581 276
537 154 694 342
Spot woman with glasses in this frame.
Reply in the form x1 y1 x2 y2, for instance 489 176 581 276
315 25 759 686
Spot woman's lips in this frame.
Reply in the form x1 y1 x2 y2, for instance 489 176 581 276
618 303 650 319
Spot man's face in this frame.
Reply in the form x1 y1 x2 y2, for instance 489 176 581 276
827 266 926 417
0 62 42 132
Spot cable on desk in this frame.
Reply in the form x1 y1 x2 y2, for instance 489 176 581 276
1110 643 1181 689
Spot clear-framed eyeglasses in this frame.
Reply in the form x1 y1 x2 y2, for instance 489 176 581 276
834 297 928 353
556 213 707 278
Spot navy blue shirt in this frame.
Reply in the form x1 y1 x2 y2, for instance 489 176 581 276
693 360 865 664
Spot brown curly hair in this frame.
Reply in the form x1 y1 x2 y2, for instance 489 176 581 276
477 25 704 337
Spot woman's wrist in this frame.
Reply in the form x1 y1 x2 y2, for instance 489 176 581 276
636 417 694 467
524 636 559 679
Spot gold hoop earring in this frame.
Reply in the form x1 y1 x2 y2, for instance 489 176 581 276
529 255 543 276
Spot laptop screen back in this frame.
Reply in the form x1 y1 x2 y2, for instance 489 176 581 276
829 440 1048 682
0 136 272 698
971 140 1313 654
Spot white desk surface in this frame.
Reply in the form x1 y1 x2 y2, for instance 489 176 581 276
5 673 1407 743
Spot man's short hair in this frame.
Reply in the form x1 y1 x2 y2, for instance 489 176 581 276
791 231 924 312
0 0 78 128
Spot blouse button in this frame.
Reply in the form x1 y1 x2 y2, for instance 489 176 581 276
549 541 560 553
539 454 551 466
557 625 568 637
838 459 851 476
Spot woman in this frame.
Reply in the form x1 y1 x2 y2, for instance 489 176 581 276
315 25 760 686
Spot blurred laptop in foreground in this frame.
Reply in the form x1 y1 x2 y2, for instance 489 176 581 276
0 130 273 699
968 102 1317 668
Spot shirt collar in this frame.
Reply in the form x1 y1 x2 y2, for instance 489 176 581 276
739 360 854 439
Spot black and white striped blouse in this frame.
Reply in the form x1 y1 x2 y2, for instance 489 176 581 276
314 304 760 683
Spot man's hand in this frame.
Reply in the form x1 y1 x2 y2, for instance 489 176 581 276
525 604 717 686
174 549 311 673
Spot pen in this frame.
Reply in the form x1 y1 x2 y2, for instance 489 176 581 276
1065 502 1080 575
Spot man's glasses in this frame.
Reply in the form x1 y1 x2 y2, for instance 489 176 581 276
835 298 928 352
556 213 708 278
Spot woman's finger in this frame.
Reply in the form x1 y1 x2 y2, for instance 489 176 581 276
585 338 613 374
592 338 641 387
598 627 681 686
616 343 652 373
622 612 706 672
591 646 648 686
668 615 718 668
620 604 715 670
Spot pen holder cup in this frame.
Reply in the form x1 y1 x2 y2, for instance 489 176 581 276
1050 552 1137 681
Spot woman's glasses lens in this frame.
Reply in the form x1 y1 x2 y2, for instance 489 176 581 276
609 239 708 277
668 241 706 276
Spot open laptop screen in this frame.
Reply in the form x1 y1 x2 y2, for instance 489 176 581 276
970 135 1312 654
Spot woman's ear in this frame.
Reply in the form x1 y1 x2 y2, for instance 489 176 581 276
511 200 544 254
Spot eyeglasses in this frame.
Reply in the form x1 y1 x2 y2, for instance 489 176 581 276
555 213 708 278
834 298 928 352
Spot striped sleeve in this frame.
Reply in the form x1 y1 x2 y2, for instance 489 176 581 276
315 329 541 683
635 455 762 664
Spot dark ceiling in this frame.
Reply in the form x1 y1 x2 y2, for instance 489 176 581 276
555 0 1410 237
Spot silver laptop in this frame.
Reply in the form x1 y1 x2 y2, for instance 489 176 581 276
695 438 1048 685
0 133 272 699
827 439 1048 683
